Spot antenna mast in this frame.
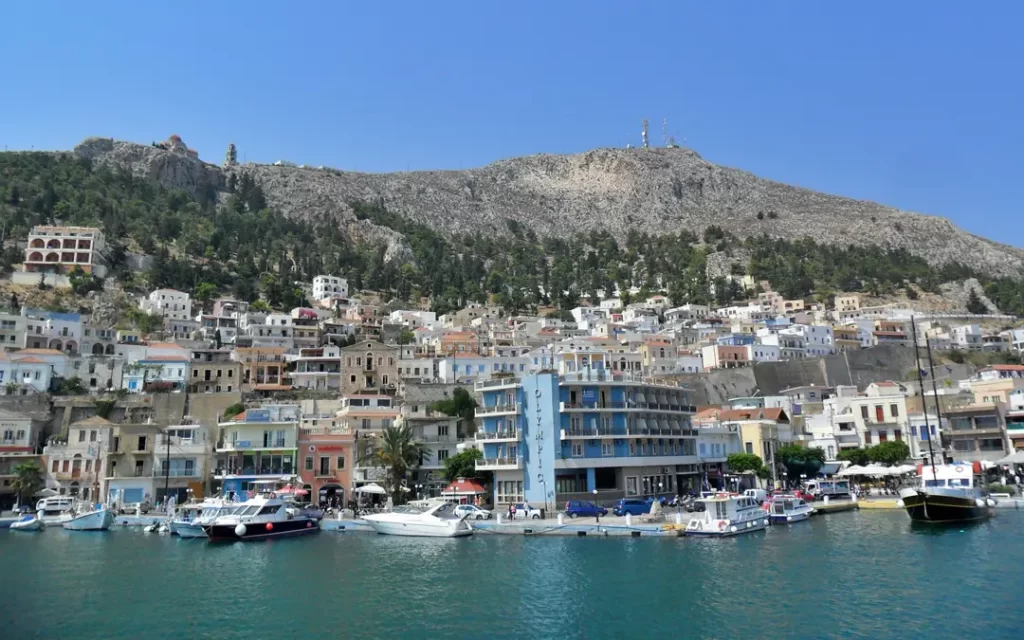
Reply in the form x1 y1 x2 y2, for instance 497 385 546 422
662 119 668 147
641 119 649 149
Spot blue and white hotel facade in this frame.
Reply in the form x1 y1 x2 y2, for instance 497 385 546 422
474 369 698 510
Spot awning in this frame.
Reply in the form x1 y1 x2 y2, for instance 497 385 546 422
353 483 387 495
996 451 1024 464
819 462 843 476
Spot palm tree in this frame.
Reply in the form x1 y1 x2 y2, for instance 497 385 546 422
11 461 43 507
358 425 429 504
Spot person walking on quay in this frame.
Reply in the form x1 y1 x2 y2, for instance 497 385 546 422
509 503 516 521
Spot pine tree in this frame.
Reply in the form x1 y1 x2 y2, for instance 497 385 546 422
966 288 987 314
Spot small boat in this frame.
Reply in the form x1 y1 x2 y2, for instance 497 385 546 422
10 515 45 532
202 494 319 542
62 505 115 531
685 493 769 537
766 495 815 524
35 496 77 525
898 462 993 524
363 502 473 537
169 499 230 538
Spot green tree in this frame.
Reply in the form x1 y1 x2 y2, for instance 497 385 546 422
194 282 217 313
396 328 416 345
11 461 43 506
777 445 826 482
250 299 271 312
727 452 764 474
430 387 478 436
442 448 486 482
837 448 871 466
358 425 429 504
867 441 910 466
222 403 245 420
966 289 987 314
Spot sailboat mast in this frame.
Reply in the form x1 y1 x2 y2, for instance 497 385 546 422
910 317 938 482
922 320 947 467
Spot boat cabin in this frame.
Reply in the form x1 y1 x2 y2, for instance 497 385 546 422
36 496 76 516
919 463 981 489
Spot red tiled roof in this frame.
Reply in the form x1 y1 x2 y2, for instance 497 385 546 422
12 356 48 364
442 478 487 495
987 365 1024 372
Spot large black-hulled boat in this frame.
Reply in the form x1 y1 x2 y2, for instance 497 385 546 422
203 494 320 542
899 463 993 524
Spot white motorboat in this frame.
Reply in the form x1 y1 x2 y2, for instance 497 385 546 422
170 499 232 538
363 502 474 537
202 493 319 542
10 515 45 532
767 495 815 524
35 496 77 524
62 505 115 531
685 493 769 537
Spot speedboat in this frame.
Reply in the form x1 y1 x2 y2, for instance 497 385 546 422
35 496 77 525
685 493 769 537
899 462 993 524
363 502 473 537
62 504 115 531
170 499 231 538
202 494 319 542
766 495 815 524
10 514 45 532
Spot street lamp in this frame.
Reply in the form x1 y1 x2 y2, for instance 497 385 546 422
592 488 600 523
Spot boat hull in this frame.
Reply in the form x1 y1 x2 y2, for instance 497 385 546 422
10 517 44 532
685 519 768 537
170 521 207 538
204 518 319 542
62 509 114 531
899 489 990 524
365 519 473 537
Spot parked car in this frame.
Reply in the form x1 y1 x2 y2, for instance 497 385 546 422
120 500 152 515
612 499 651 517
511 504 542 520
564 501 608 518
454 504 491 520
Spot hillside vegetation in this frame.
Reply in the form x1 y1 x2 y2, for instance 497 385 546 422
1 150 1023 317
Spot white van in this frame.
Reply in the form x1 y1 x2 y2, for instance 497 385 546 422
743 489 768 503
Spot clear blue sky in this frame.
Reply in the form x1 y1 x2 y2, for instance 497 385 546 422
3 2 1022 245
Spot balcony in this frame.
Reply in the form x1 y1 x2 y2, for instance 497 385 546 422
476 457 523 471
475 378 520 390
476 403 521 416
153 468 200 478
559 401 695 414
559 428 616 439
213 466 293 478
476 430 521 442
216 439 291 452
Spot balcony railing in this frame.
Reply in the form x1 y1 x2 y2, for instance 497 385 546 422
154 468 199 478
214 467 293 476
560 401 695 413
560 427 615 438
476 457 523 470
476 403 522 415
476 429 520 441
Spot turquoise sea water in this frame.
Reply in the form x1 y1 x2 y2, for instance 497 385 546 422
1 511 1022 639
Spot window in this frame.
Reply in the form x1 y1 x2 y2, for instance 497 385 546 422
438 425 449 437
336 456 345 469
601 442 613 457
890 404 899 418
305 456 314 471
437 450 449 461
89 430 96 442
865 432 872 445
745 442 754 454
51 460 59 472
911 425 918 437
894 430 902 441
860 406 869 420
137 436 147 451
319 457 330 476
571 443 583 457
78 430 85 442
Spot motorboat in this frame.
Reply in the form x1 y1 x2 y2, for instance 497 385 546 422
685 493 769 537
899 462 993 524
62 504 115 531
35 496 77 524
766 495 815 524
363 502 474 537
202 494 319 542
10 514 45 532
170 499 231 538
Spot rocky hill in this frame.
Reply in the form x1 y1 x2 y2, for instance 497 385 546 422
71 137 1024 277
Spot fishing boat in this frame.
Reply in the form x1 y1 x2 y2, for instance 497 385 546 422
62 504 115 531
202 494 319 542
363 502 473 538
685 493 769 537
766 495 815 524
10 514 45 532
898 463 993 524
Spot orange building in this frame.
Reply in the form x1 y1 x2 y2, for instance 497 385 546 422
234 346 289 392
297 427 354 509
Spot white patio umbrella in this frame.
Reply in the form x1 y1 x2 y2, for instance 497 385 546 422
860 464 894 476
837 465 866 477
34 487 59 497
996 451 1024 464
354 483 387 495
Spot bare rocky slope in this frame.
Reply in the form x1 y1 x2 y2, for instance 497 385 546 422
72 137 1024 277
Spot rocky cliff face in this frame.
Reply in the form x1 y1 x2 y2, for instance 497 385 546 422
74 137 223 198
73 138 1024 276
